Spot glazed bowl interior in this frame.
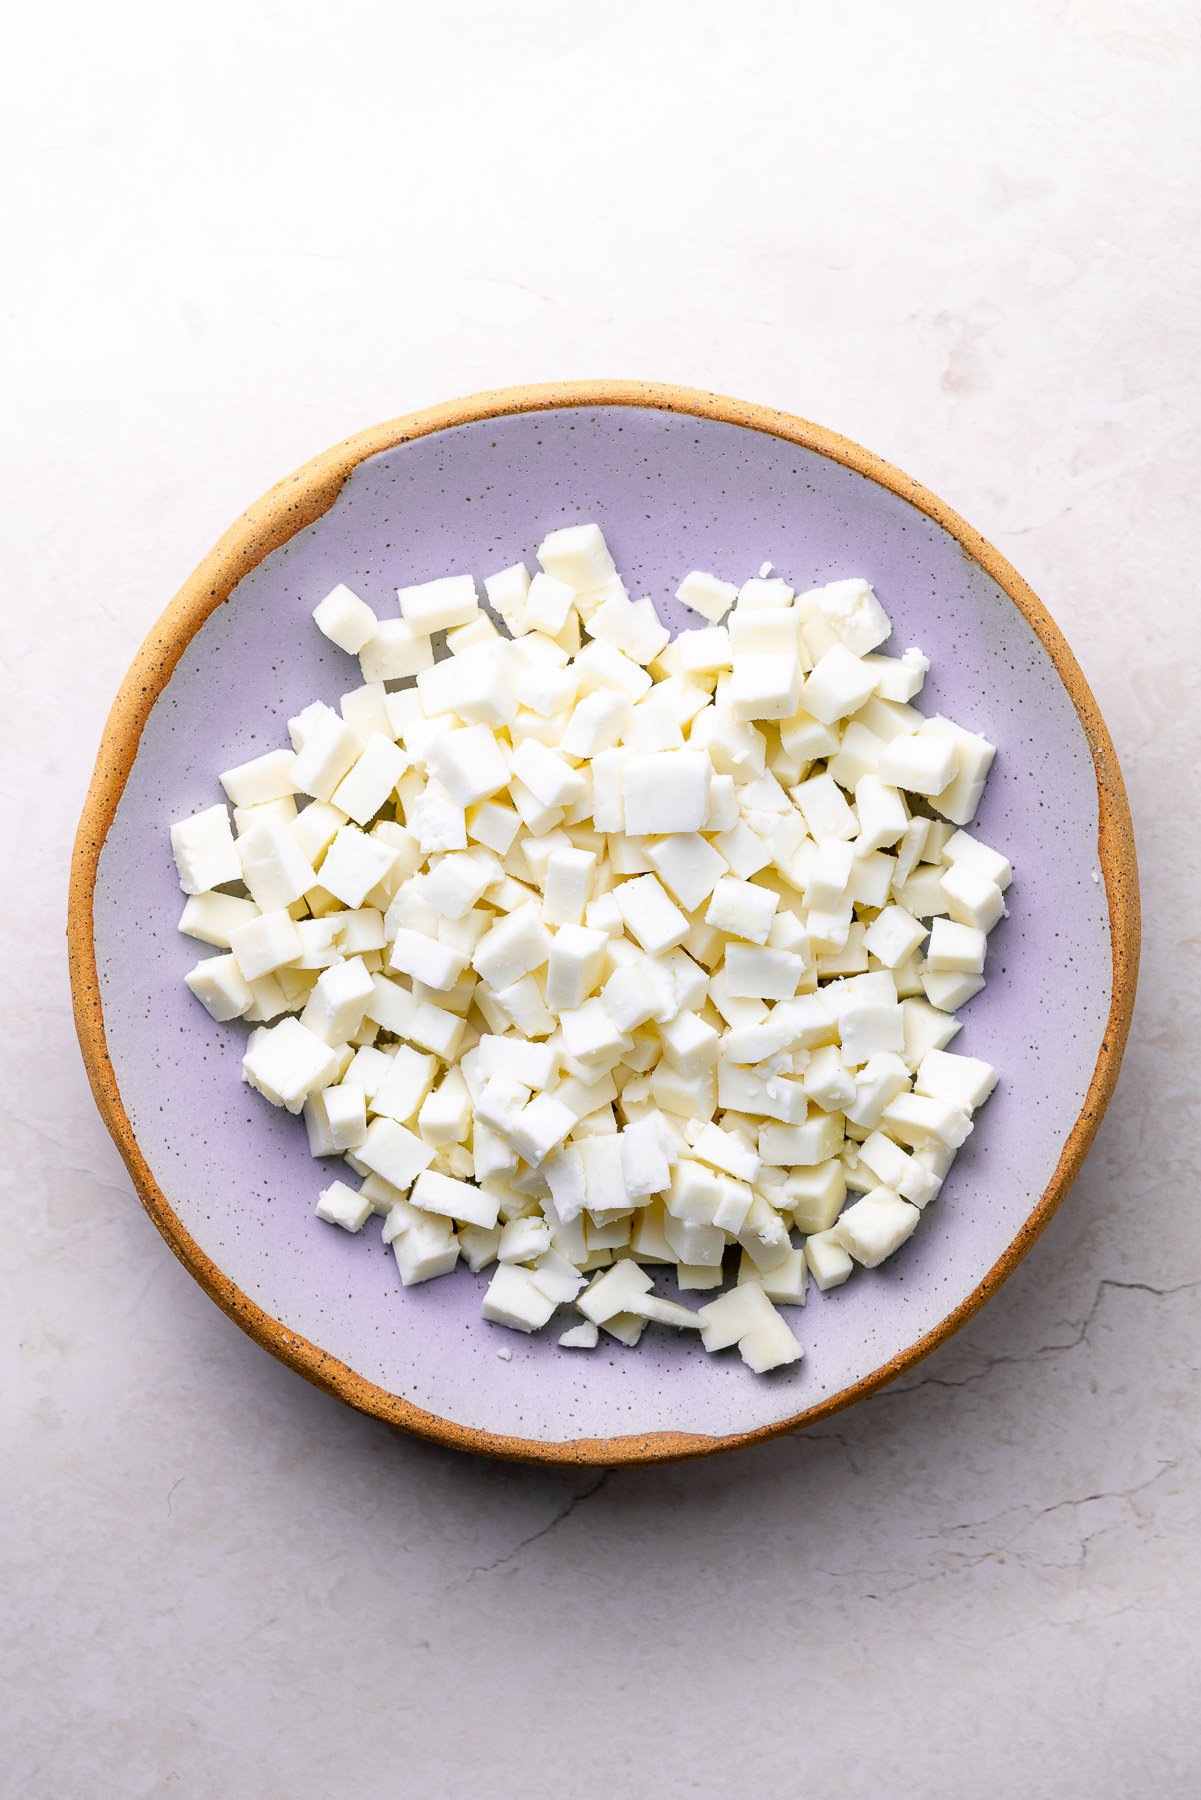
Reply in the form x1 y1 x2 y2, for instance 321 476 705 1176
72 385 1137 1463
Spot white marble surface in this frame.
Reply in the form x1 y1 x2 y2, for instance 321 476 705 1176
4 2 1199 1794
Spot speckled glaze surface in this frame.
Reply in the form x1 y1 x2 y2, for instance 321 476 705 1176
69 383 1138 1464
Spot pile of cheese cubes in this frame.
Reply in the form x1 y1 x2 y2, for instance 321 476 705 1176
172 523 1007 1374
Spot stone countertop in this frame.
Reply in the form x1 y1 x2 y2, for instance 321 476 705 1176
4 2 1198 1795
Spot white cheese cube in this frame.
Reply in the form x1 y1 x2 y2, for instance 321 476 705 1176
876 731 958 796
832 1186 920 1267
299 957 376 1045
737 576 794 609
290 709 363 804
340 681 392 740
319 825 398 909
738 1310 804 1372
425 724 510 808
921 716 996 824
759 1108 844 1165
740 1245 807 1306
706 876 778 945
220 749 298 811
839 1002 905 1066
677 626 732 674
621 749 710 837
541 846 595 925
458 1222 502 1272
862 904 927 969
925 917 987 974
171 804 242 894
545 924 608 1011
801 645 876 723
944 828 1012 891
792 771 857 842
506 1095 575 1167
900 996 961 1067
559 689 631 760
862 648 928 702
473 1074 531 1137
358 619 435 683
805 838 855 912
921 968 985 1011
802 1044 856 1112
178 890 260 949
410 1167 498 1231
676 570 738 623
619 1118 671 1200
395 574 479 635
854 773 909 852
184 953 252 1021
728 606 800 657
786 1162 846 1233
228 908 302 980
422 850 495 921
313 584 378 654
467 799 522 856
642 834 725 912
722 945 803 1000
238 817 322 915
657 1009 719 1079
481 1263 557 1331
472 903 552 987
493 1209 550 1267
442 643 521 729
588 593 670 666
305 1086 366 1157
843 1051 911 1129
358 1116 437 1189
522 571 575 636
729 653 803 722
372 1044 438 1122
329 735 407 826
579 1134 631 1218
881 1092 972 1150
939 860 1005 931
559 998 633 1075
915 1047 998 1112
242 1017 343 1113
416 1068 471 1147
622 691 683 753
804 1229 854 1290
393 1219 459 1286
688 1119 760 1185
537 522 617 591
510 738 585 811
613 874 689 955
315 1178 373 1232
483 562 532 632
287 800 348 869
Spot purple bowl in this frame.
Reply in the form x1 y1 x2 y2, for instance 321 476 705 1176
70 384 1138 1463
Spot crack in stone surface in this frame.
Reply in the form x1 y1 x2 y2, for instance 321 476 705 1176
884 1277 1201 1400
467 1472 612 1580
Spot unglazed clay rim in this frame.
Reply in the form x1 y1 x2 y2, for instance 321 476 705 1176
67 381 1140 1466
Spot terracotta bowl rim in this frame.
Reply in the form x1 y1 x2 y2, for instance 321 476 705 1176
67 379 1141 1466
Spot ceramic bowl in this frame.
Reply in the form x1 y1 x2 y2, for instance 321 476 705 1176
69 382 1139 1465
